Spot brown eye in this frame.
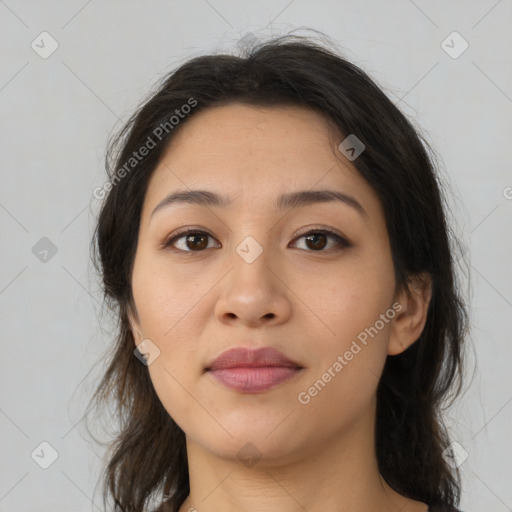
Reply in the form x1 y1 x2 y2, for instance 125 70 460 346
290 229 351 252
164 230 218 252
183 233 209 251
163 227 350 253
304 232 328 250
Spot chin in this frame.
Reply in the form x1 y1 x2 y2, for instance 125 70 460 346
187 421 308 468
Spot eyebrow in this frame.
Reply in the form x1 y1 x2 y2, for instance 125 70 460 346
150 189 367 218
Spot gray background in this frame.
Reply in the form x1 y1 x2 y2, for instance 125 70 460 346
1 1 511 511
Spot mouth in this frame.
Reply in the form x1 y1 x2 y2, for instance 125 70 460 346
205 346 304 393
206 366 304 393
206 346 303 371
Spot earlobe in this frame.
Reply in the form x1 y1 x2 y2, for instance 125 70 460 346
387 272 432 356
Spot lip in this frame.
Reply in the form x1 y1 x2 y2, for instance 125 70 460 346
206 346 302 371
205 347 304 393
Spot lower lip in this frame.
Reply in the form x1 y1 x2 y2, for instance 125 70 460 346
207 366 302 392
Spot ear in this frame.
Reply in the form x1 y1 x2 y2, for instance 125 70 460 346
388 272 432 356
127 304 144 346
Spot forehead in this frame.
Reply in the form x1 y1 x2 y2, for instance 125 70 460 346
172 101 335 137
164 103 339 162
142 103 382 222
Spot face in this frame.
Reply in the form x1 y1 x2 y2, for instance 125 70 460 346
129 103 406 465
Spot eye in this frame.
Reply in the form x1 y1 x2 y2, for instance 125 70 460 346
289 228 351 252
161 227 351 253
162 228 219 252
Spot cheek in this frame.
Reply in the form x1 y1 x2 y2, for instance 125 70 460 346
131 252 208 341
296 292 392 427
301 257 394 393
130 257 208 412
131 263 205 429
308 258 395 344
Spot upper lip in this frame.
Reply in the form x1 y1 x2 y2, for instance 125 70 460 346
206 347 303 371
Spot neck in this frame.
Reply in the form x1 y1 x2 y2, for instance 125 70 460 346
177 400 427 512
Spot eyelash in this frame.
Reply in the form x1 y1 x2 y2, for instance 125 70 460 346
161 226 352 253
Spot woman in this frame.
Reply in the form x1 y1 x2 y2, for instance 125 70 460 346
88 32 468 512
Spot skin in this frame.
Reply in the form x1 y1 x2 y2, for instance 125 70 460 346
128 103 432 512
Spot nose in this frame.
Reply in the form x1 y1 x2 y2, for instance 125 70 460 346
214 240 292 328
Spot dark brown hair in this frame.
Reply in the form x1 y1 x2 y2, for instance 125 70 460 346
86 31 468 512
